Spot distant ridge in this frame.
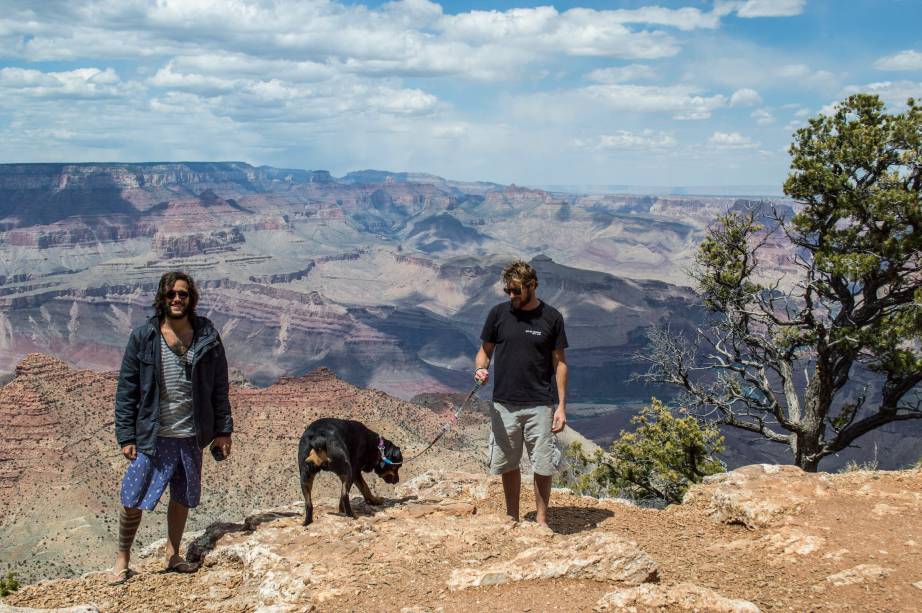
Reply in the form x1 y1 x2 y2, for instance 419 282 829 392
538 184 787 198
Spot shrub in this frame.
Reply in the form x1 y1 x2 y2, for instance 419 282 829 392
561 398 725 505
0 571 19 596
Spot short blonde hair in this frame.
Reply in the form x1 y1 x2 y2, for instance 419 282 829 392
502 260 537 287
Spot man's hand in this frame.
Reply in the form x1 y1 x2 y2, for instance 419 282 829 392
121 444 137 461
474 367 490 385
213 434 232 459
551 405 567 433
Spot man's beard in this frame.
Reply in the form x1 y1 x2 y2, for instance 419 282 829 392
166 305 189 319
512 288 532 309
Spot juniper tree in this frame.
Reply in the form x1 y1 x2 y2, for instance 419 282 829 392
641 94 922 471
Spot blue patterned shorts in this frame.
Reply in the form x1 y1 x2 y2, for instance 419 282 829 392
120 437 203 510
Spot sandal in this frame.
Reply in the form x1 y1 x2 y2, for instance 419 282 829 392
164 560 198 574
106 568 131 585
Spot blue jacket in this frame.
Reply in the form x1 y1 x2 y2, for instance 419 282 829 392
115 315 233 455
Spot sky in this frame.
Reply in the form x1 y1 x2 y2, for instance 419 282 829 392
1 0 921 191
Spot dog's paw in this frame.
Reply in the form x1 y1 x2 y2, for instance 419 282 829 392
366 496 384 506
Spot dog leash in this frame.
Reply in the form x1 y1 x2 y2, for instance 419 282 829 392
398 380 483 464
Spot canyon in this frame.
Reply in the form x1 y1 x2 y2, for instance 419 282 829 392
0 163 916 471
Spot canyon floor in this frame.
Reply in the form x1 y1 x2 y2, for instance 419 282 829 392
4 465 922 612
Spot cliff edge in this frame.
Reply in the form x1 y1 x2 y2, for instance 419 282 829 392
5 465 922 612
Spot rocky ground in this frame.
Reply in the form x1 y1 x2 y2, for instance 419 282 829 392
0 354 492 582
5 464 922 612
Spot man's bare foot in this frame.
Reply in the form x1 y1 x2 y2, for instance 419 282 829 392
108 552 131 585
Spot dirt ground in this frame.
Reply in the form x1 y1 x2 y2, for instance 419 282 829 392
5 468 922 612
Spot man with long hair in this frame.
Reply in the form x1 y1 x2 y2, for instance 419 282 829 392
108 271 233 583
474 260 568 528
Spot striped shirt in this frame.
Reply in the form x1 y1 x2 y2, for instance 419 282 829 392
158 334 196 438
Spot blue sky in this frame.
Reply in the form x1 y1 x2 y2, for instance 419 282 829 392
1 0 920 191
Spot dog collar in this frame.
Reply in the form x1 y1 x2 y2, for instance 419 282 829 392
378 436 402 466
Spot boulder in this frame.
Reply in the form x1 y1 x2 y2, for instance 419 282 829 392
684 464 818 528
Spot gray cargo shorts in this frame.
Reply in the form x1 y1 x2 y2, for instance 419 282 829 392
488 401 561 476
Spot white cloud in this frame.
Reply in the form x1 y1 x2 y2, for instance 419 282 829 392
751 108 775 124
874 50 922 71
441 7 683 60
582 84 727 120
5 2 691 77
586 64 657 84
771 64 837 89
383 0 445 25
0 0 871 188
574 130 677 151
841 81 922 108
734 0 806 18
170 54 334 82
730 88 762 107
0 67 127 98
366 87 440 116
605 6 723 30
709 131 757 148
775 64 833 81
150 63 239 96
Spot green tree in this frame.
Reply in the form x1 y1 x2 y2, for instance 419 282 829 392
641 94 922 471
562 399 725 504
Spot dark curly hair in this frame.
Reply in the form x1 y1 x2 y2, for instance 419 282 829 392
153 271 199 320
502 260 538 288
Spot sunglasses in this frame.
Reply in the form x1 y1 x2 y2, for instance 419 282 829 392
503 286 524 296
165 290 189 300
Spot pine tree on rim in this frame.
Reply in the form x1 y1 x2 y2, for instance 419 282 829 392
639 93 922 472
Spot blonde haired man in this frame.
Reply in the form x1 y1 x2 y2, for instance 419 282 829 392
474 260 568 528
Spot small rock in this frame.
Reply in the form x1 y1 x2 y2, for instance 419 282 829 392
762 527 824 556
825 564 891 587
872 503 902 516
596 583 760 612
448 532 657 590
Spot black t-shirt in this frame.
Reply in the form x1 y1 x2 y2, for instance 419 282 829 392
480 300 568 404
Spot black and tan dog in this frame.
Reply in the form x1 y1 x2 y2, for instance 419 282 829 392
297 417 403 525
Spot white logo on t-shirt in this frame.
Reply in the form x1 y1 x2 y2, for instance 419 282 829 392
525 329 543 336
